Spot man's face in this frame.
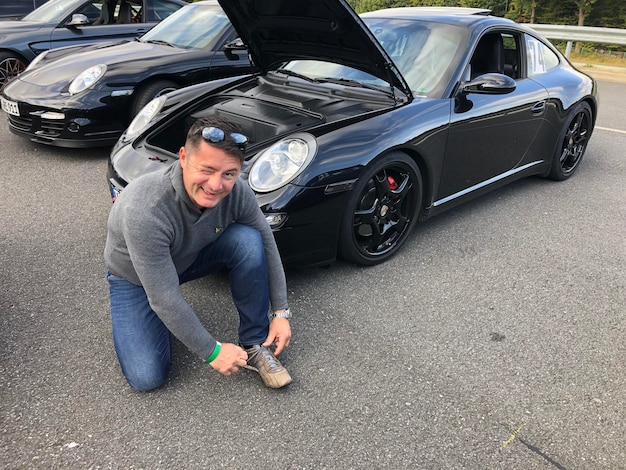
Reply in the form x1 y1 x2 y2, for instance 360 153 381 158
179 140 242 209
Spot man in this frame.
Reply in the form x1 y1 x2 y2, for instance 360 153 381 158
104 117 292 391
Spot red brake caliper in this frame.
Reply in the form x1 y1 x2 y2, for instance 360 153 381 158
387 175 398 190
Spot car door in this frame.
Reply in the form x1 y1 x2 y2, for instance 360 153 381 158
436 31 549 203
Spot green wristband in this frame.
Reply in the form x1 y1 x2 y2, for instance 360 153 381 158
205 341 221 364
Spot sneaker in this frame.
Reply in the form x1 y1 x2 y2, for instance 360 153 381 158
243 345 292 388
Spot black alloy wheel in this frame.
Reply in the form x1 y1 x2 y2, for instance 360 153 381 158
549 101 593 181
339 151 422 266
0 52 28 89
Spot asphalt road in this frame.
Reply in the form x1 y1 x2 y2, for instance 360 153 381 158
1 79 625 469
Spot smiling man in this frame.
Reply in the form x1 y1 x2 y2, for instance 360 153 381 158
104 117 292 391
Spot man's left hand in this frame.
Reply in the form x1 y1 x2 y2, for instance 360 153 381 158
263 317 291 355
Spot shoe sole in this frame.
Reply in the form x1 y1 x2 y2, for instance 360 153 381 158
244 364 292 388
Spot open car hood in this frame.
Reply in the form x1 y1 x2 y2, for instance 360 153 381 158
217 0 410 96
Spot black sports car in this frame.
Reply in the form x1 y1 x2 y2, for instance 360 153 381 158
0 0 187 88
1 1 253 148
106 0 597 268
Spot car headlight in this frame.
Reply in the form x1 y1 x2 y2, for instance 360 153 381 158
248 133 317 193
123 95 167 142
68 64 107 95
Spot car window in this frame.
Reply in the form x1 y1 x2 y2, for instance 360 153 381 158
141 4 232 49
525 34 560 76
23 0 81 22
365 18 467 97
283 60 389 89
285 19 467 98
149 0 183 22
502 33 522 79
468 31 525 81
78 0 143 25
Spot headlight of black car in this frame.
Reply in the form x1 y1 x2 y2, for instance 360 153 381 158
248 133 317 192
69 64 107 95
122 95 167 142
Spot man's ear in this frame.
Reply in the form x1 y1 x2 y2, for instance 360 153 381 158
179 146 186 166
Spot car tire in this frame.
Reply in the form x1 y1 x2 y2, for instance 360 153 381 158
339 151 422 266
131 80 179 116
0 52 28 89
548 101 593 181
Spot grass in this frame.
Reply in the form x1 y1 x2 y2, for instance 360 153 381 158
565 51 626 68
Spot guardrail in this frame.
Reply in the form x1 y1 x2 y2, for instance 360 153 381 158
527 24 626 57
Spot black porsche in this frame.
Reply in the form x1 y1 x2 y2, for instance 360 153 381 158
1 1 254 148
106 1 597 268
0 0 187 88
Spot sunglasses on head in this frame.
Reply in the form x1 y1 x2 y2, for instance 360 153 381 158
199 126 248 151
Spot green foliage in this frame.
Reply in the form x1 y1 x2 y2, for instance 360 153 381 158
346 0 625 26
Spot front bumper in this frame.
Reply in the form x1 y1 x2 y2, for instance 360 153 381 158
2 90 131 148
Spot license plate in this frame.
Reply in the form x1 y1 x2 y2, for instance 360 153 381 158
1 97 20 116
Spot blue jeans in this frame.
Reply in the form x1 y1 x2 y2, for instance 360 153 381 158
107 224 270 392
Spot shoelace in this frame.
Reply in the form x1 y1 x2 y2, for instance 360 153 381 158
249 346 282 372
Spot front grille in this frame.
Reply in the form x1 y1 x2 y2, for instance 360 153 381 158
40 119 64 136
8 114 32 132
7 111 65 137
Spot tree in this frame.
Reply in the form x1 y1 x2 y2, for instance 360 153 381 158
574 0 597 25
586 0 626 27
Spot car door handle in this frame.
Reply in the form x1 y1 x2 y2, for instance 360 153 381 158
531 100 546 115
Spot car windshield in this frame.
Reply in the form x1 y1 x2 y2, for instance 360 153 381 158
283 18 467 98
140 3 231 50
22 0 83 23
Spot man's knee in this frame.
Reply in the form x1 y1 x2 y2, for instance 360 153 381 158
122 363 170 392
227 225 264 262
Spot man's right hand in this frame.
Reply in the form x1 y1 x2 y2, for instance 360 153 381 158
208 343 248 376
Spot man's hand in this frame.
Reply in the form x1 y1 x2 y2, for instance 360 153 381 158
208 343 248 376
262 317 291 355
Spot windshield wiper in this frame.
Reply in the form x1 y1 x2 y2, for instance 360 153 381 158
317 77 394 97
274 68 320 84
144 39 176 48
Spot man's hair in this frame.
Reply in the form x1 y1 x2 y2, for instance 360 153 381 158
185 117 246 164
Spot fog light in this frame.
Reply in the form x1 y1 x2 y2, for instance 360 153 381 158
265 213 287 228
68 122 80 132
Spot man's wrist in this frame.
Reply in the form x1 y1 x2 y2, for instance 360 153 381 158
205 341 221 363
270 308 292 319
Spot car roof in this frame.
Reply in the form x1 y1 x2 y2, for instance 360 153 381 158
361 7 512 27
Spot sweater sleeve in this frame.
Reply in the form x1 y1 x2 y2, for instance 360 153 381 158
120 203 218 360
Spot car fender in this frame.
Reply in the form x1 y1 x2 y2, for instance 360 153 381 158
291 99 450 196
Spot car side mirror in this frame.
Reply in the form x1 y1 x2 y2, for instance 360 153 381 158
224 38 247 60
67 13 90 28
460 73 516 95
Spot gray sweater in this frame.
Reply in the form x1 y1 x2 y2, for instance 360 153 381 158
104 162 288 360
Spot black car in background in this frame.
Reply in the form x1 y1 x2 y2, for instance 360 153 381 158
0 0 49 21
1 1 253 148
107 0 597 268
0 0 187 88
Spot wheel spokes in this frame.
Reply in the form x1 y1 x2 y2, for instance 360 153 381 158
0 58 26 87
352 168 415 255
560 111 590 173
